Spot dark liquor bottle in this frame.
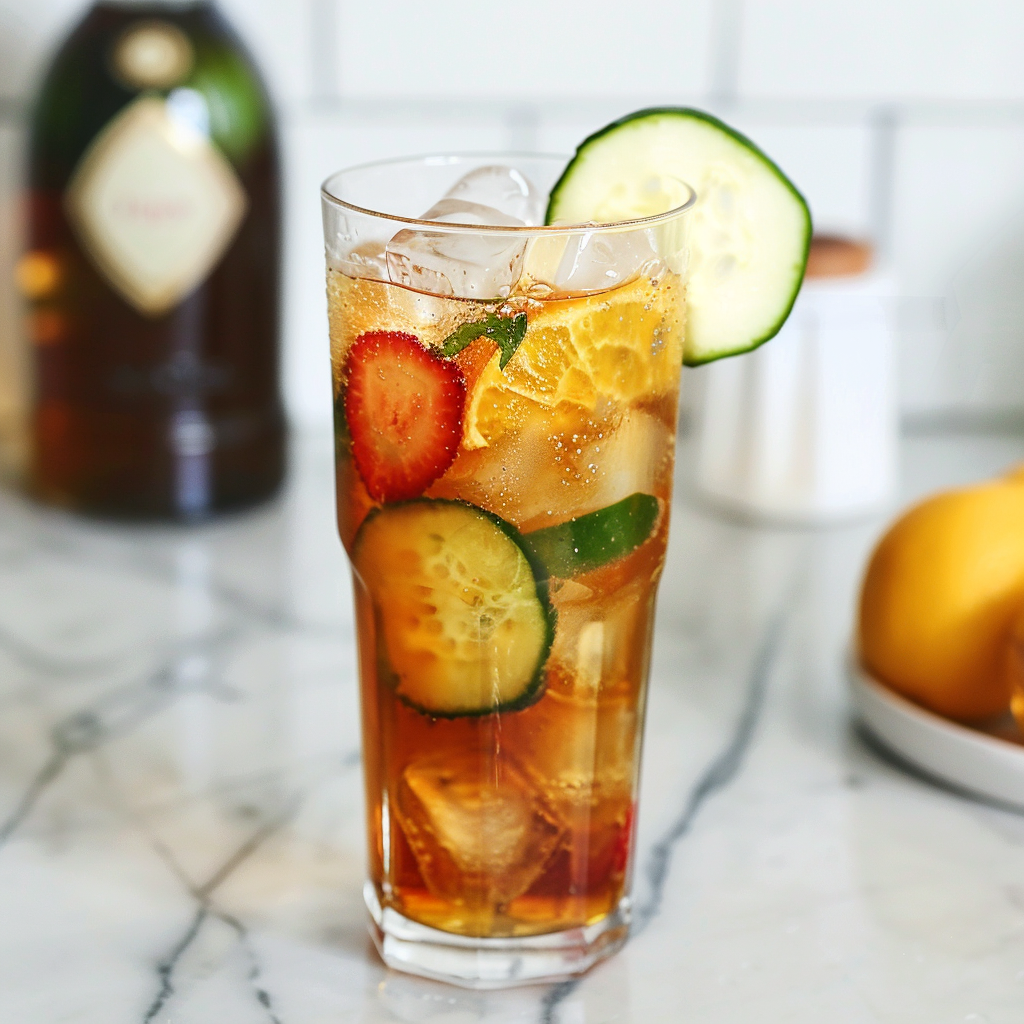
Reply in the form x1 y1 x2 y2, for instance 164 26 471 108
22 0 285 519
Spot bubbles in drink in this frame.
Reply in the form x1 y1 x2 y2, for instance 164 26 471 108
327 213 685 938
586 407 675 510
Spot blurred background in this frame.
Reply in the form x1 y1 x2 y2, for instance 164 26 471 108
1 0 1024 440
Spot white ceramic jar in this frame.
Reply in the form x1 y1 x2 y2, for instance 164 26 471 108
694 238 898 523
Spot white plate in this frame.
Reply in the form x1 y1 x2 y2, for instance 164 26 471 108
849 660 1024 811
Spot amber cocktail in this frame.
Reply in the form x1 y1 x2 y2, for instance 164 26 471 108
322 155 692 987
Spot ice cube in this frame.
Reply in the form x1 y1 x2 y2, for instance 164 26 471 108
586 407 675 509
385 167 541 299
394 749 565 907
418 196 523 227
434 401 623 533
387 214 527 299
444 165 545 226
334 240 388 281
552 228 659 294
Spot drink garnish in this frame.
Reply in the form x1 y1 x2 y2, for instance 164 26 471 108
440 311 528 370
522 493 661 578
353 499 556 717
546 107 812 365
343 330 465 502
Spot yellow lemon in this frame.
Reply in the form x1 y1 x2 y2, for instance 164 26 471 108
858 474 1024 722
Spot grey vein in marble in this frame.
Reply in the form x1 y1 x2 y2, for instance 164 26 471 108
0 628 242 848
125 758 343 1023
144 907 208 1024
633 599 790 934
2 432 1024 1023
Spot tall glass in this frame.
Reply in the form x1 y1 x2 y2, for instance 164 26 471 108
322 155 694 988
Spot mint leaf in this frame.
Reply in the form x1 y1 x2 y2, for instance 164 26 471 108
440 317 499 358
440 312 528 371
498 312 528 370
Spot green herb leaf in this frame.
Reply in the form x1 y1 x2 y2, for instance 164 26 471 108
440 312 529 371
440 318 499 358
498 312 528 370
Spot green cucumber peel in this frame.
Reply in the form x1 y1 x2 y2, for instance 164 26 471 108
440 311 528 370
522 493 660 578
354 498 556 719
545 106 812 366
545 106 808 227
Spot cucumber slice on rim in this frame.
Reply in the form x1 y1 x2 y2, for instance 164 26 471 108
546 107 812 365
353 499 555 717
522 493 661 579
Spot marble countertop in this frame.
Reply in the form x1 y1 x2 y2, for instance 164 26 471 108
1 429 1023 1024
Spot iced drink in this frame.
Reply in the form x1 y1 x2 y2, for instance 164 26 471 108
322 155 693 987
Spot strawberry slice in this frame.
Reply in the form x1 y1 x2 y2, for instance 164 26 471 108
343 331 466 502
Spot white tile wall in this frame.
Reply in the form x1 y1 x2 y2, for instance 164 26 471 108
1 0 1024 430
738 0 1024 101
892 118 1024 416
0 0 322 103
335 0 716 100
0 0 84 98
218 0 319 104
716 113 875 236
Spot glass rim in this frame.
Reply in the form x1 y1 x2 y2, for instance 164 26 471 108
320 152 697 234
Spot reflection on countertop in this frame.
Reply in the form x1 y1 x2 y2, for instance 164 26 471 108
1 429 1023 1023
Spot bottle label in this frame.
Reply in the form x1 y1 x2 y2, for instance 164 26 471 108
65 95 248 317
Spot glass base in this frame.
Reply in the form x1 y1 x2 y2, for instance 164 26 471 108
364 884 630 989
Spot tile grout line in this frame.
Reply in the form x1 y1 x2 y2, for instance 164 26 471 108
708 0 745 106
868 104 899 265
309 0 339 104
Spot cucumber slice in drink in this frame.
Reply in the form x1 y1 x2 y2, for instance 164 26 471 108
522 493 661 579
352 499 555 717
546 107 812 365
